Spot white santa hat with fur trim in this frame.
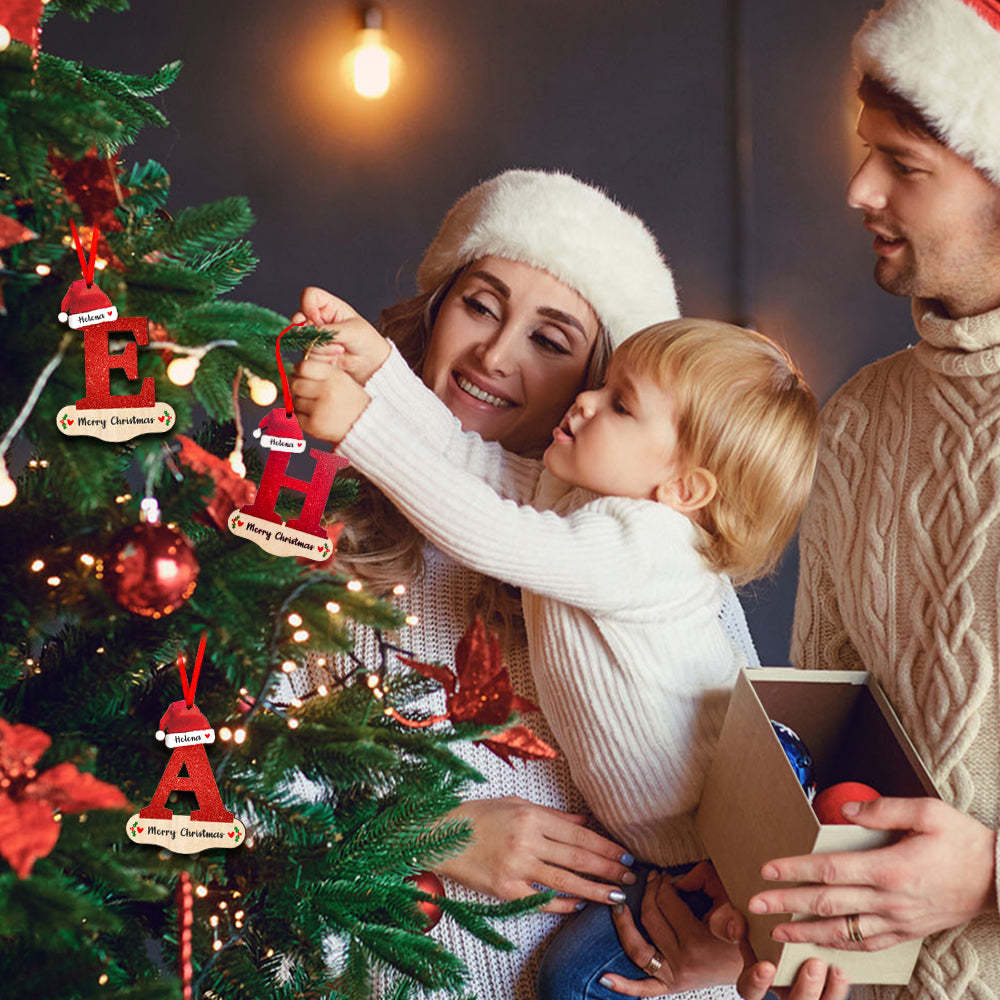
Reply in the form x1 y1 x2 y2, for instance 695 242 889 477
854 0 1000 185
416 170 680 349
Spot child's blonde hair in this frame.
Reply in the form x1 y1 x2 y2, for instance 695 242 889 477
616 318 819 585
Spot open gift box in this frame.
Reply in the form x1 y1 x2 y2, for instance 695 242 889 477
695 668 939 986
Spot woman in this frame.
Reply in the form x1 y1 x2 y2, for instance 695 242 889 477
290 170 758 998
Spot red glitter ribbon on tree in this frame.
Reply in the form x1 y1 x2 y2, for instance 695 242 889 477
177 871 193 1000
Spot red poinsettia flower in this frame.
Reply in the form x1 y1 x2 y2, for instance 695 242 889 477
0 215 37 252
393 617 557 767
0 717 128 879
175 435 256 532
48 148 129 236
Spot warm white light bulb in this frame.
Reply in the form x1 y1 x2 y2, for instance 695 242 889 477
228 449 246 477
0 467 16 507
167 356 200 386
351 30 392 99
0 26 12 52
248 375 278 407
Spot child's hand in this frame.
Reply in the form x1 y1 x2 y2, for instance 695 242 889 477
291 286 390 384
296 364 371 444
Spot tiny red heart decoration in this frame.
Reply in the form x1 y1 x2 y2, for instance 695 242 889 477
228 831 234 838
158 415 165 422
67 419 74 425
137 827 143 833
205 732 211 738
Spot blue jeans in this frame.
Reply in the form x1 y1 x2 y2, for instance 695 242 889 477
536 862 716 1000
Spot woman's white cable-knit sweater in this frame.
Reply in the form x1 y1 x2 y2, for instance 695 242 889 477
792 298 1000 1000
339 346 747 870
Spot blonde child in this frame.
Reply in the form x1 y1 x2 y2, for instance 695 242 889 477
293 311 818 997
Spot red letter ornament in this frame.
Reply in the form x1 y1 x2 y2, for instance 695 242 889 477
229 321 347 559
126 635 245 853
56 222 175 442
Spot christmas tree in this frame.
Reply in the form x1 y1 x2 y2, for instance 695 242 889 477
0 2 548 997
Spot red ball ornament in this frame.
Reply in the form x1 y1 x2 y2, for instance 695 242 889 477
407 869 445 931
813 781 881 824
103 521 199 618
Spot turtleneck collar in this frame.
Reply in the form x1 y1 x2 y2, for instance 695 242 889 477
912 297 1000 377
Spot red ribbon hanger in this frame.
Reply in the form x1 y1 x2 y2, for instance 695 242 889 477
68 219 99 287
275 320 307 417
177 633 207 708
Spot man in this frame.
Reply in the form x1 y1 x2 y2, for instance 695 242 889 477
747 0 1000 997
604 2 999 998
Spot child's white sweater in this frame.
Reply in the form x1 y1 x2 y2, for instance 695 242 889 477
338 347 745 866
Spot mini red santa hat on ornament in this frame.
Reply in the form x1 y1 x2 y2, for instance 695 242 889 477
155 699 215 748
854 0 1000 185
57 279 118 329
253 408 306 453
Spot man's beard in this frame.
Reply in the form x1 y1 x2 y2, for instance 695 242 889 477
874 253 917 298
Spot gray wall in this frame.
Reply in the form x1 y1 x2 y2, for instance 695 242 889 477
43 0 913 665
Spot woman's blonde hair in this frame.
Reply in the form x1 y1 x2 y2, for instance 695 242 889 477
334 267 612 639
615 319 819 585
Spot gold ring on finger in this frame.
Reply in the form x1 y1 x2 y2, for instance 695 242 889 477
846 913 865 943
642 951 664 976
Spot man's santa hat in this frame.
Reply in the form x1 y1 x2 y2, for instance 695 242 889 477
253 408 306 453
57 279 118 329
155 699 215 749
854 0 1000 185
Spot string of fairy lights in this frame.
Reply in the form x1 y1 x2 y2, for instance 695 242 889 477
4 219 433 991
16 561 428 991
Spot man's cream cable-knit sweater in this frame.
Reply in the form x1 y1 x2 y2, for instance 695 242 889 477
792 298 1000 1000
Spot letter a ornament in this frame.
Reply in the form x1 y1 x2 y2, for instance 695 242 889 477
126 634 246 853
